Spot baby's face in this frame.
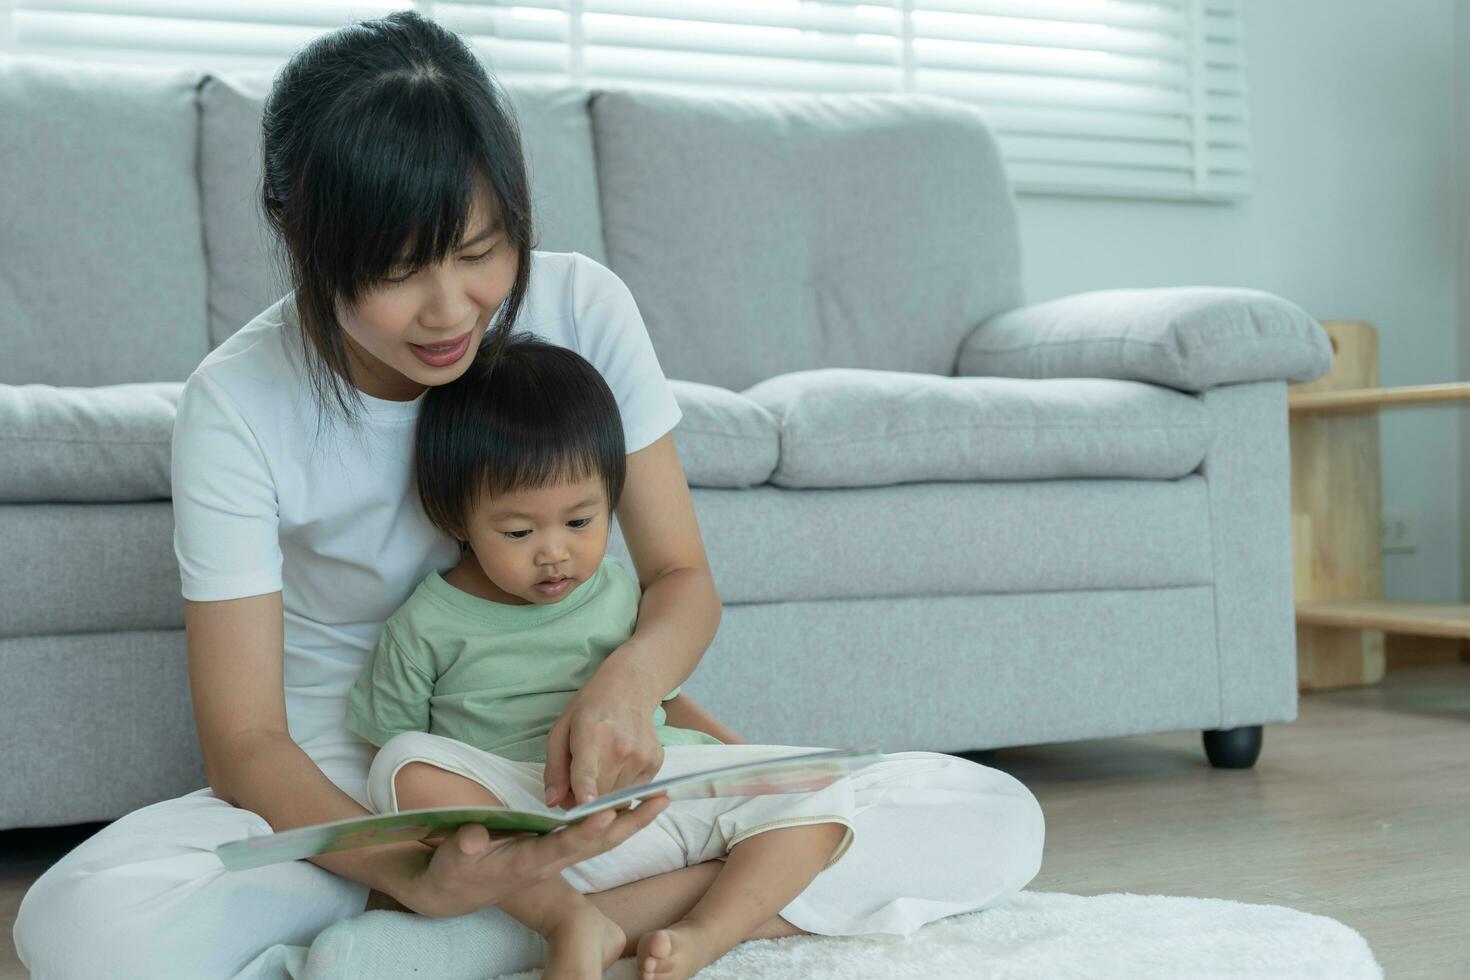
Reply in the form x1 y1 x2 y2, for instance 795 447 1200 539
461 473 611 605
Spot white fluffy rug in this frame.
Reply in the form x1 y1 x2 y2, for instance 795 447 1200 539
498 891 1382 980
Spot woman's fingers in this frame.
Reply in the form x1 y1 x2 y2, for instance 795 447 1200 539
543 716 572 807
413 797 670 916
632 752 662 789
540 794 669 872
453 822 489 856
567 719 606 804
618 744 664 800
566 718 662 803
550 684 669 806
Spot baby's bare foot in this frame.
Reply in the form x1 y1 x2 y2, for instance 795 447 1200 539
637 918 729 980
540 908 625 980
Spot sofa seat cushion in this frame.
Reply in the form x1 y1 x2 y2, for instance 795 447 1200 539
0 502 182 639
608 477 1213 606
742 369 1211 489
20 483 1207 653
670 381 779 488
0 384 181 503
0 630 203 828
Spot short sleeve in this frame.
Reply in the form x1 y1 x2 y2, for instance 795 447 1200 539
171 372 283 601
570 253 683 454
345 627 436 747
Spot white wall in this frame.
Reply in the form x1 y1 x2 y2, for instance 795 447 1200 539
1013 0 1462 603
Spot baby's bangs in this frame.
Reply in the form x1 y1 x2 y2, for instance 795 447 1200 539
480 447 608 503
311 73 498 300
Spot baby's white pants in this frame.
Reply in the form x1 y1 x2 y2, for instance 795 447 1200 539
369 735 865 893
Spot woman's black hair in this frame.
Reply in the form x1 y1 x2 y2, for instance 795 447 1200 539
260 10 533 420
415 335 627 540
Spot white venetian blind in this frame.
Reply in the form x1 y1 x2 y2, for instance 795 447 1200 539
5 1 416 68
909 0 1250 199
3 0 1249 200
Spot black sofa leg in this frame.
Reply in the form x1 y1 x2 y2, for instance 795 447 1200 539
1202 725 1263 769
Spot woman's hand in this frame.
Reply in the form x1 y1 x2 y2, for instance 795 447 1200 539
397 795 670 918
542 655 664 809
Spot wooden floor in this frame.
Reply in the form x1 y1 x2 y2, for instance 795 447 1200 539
3 664 1468 979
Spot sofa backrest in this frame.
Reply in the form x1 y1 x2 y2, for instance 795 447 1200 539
591 89 1023 392
199 73 611 348
3 54 1024 391
199 79 1025 390
0 56 211 386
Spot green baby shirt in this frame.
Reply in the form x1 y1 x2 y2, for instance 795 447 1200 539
345 556 722 762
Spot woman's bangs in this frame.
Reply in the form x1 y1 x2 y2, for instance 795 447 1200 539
324 80 495 298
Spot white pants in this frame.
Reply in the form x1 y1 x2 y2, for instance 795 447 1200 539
14 747 1044 979
369 736 862 895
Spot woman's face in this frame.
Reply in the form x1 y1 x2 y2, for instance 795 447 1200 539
337 186 517 401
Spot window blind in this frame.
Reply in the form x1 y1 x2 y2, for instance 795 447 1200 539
4 0 1249 200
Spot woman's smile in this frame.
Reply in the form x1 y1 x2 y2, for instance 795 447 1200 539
408 330 474 367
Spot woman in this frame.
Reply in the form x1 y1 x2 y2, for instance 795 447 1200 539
14 13 1044 979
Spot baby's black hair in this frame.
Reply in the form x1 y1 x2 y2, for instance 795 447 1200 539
415 335 626 539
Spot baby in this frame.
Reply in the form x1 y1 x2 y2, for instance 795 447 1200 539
346 336 857 980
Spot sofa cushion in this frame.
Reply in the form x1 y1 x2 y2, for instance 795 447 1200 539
693 588 1219 752
199 75 610 346
670 381 778 488
18 479 1212 640
0 57 209 385
0 503 182 639
742 370 1210 489
0 630 203 829
591 88 1022 392
0 384 181 503
608 477 1213 606
0 376 773 503
958 287 1334 392
197 74 283 352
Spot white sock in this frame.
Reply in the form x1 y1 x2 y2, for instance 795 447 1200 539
301 906 548 980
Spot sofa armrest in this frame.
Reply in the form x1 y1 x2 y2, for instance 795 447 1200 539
956 287 1333 393
0 383 181 503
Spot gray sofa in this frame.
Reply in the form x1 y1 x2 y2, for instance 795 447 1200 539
0 55 1332 831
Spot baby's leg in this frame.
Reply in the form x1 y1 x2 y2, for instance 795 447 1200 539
636 820 848 980
584 860 810 954
394 762 625 980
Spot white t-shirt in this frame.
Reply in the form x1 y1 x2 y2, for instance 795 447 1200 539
171 250 683 795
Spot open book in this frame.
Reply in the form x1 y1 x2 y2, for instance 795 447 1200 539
216 745 881 872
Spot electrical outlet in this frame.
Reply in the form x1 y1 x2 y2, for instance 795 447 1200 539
1381 512 1417 554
